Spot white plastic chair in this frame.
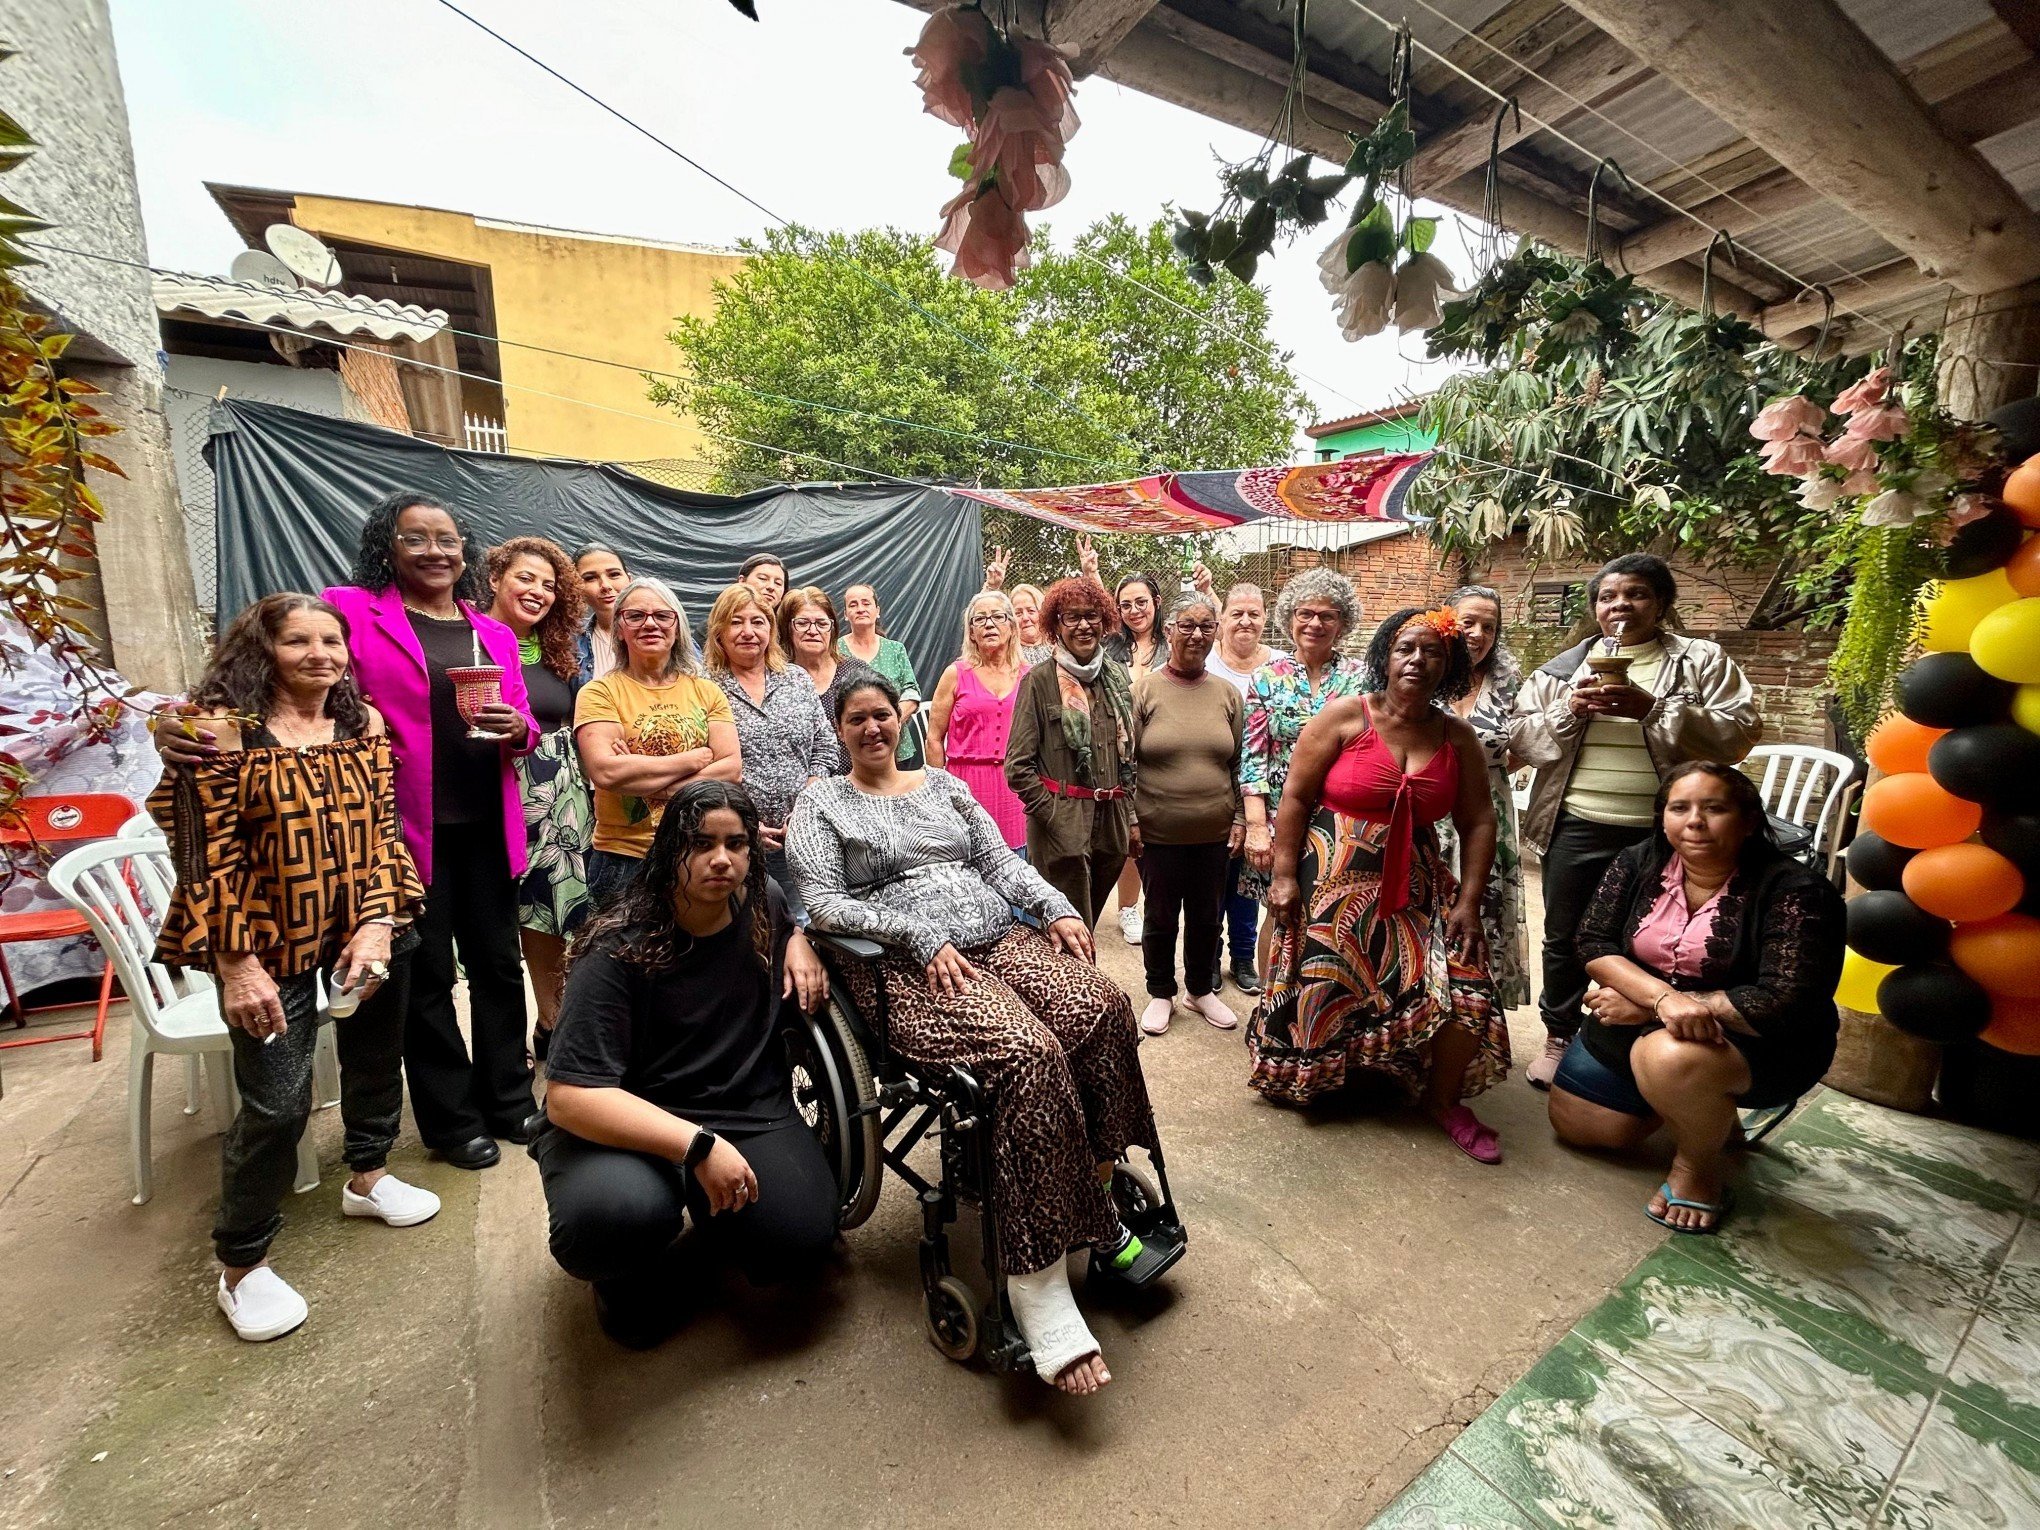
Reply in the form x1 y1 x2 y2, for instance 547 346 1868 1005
45 840 320 1206
117 810 163 842
1743 744 1857 876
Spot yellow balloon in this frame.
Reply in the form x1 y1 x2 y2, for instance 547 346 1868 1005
2014 685 2040 737
1918 569 2019 653
1836 950 1898 1014
1972 596 2040 684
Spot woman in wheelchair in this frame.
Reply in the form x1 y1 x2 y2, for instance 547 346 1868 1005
787 674 1180 1396
535 780 839 1349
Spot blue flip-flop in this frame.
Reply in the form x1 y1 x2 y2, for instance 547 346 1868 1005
1646 1181 1733 1235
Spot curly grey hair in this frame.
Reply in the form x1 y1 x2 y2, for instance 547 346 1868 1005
609 576 700 678
1164 589 1220 627
1272 568 1361 641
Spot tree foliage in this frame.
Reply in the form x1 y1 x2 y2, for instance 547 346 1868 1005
657 215 1307 586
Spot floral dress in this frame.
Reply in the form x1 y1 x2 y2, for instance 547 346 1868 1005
515 650 595 939
1238 654 1368 898
1435 666 1531 1009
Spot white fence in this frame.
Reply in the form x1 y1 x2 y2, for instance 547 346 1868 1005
463 412 507 454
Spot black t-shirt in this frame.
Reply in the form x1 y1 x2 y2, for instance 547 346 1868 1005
523 659 576 734
545 883 796 1132
408 609 507 826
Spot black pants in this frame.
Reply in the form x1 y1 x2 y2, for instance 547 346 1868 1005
535 1117 837 1291
403 821 534 1146
214 967 406 1267
1538 812 1653 1040
1140 839 1230 999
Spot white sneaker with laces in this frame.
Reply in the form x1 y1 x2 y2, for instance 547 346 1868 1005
217 1266 308 1342
1118 905 1143 945
342 1173 442 1227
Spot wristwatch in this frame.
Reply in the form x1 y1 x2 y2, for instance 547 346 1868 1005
682 1128 720 1172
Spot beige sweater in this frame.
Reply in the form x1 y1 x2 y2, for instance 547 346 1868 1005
1132 668 1244 846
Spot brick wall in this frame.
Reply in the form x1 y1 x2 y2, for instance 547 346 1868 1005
1242 528 1839 746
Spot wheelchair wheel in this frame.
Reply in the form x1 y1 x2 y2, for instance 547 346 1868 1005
1109 1163 1164 1230
821 990 883 1228
924 1275 979 1362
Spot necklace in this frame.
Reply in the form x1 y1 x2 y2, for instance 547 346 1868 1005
266 711 335 749
402 598 463 622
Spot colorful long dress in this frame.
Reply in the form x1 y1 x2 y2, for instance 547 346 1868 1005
515 651 594 939
1238 654 1367 899
1435 668 1531 1008
1246 703 1510 1104
944 662 1030 848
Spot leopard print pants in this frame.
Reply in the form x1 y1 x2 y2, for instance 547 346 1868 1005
844 925 1158 1275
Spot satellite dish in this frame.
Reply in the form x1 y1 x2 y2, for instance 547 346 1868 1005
264 224 342 287
229 249 295 288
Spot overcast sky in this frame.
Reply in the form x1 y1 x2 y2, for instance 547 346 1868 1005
109 0 1474 467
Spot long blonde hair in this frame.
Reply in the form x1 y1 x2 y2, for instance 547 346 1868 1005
704 583 785 672
961 590 1020 670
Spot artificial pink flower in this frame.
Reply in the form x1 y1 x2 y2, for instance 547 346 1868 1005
1832 366 1892 415
1015 38 1079 143
936 182 1030 290
974 86 1071 211
909 6 994 129
1750 395 1826 442
1759 433 1827 477
1839 468 1882 497
1796 474 1844 512
1824 433 1881 475
1946 492 1999 528
1843 401 1909 443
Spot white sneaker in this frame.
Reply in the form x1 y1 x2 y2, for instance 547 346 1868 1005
217 1266 308 1342
341 1173 442 1227
1139 997 1173 1036
1118 905 1143 945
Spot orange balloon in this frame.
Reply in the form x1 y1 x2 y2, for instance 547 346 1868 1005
1981 995 2040 1056
1859 772 1985 849
2008 533 2040 599
1903 843 2026 921
1865 714 1948 776
1951 913 2040 998
2006 456 2040 528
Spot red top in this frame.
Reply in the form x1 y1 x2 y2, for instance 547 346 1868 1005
1321 699 1460 914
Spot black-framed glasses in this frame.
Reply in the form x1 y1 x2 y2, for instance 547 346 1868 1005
619 610 679 628
1059 612 1103 628
789 617 833 634
1172 620 1218 636
970 613 1012 626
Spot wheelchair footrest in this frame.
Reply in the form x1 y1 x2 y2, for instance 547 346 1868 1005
1089 1223 1186 1290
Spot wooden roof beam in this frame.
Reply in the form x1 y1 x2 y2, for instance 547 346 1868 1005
1758 260 1951 339
1042 0 1164 76
1563 0 2040 293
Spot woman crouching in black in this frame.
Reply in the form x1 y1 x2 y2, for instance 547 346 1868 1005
535 779 838 1347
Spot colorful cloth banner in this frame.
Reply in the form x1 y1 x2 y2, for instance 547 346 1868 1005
956 452 1430 536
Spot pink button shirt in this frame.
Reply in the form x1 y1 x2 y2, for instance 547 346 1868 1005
1630 855 1729 978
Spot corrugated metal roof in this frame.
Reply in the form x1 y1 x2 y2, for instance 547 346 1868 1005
152 274 449 345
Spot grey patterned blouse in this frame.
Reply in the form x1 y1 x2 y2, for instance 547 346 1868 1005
786 770 1078 965
714 664 838 829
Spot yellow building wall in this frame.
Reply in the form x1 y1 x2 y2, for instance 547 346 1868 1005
288 194 746 464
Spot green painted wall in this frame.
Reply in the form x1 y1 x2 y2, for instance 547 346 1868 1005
1310 415 1438 461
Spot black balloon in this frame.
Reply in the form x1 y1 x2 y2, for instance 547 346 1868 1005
1944 507 2027 578
1982 812 2040 876
1898 652 2016 729
1847 891 1952 966
1846 831 1918 891
1926 725 2040 809
1988 397 2040 464
1876 963 1992 1043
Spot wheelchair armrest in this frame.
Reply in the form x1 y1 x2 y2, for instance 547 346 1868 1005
807 929 888 963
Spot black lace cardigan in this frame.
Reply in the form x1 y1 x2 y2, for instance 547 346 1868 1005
1574 837 1847 1078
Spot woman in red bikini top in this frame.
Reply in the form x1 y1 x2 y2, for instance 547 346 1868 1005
1247 607 1510 1163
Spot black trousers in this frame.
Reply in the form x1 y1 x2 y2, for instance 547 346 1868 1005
1140 839 1230 999
403 821 534 1146
534 1117 837 1290
214 968 406 1267
1537 812 1653 1040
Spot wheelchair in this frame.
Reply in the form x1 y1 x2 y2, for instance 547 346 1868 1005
779 929 1187 1373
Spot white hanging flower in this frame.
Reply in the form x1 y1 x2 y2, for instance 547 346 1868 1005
1860 488 1925 527
1910 467 1952 499
1392 251 1457 332
1795 474 1844 512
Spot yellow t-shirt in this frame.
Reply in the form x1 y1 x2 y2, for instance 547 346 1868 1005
574 671 735 857
1562 642 1667 828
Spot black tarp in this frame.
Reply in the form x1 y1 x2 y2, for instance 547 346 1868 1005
203 398 983 690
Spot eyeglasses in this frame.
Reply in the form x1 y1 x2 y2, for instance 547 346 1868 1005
1293 609 1341 627
789 617 833 634
618 610 679 628
1058 612 1103 628
970 614 1012 627
396 533 464 554
1172 620 1217 636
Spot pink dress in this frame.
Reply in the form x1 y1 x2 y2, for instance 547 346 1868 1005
944 663 1030 847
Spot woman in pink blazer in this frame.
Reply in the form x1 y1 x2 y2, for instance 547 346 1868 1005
163 492 540 1170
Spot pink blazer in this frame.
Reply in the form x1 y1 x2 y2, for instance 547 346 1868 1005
323 584 536 887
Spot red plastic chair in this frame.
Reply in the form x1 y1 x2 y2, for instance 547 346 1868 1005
0 793 137 1062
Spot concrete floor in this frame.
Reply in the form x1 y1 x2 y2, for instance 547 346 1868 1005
0 883 1677 1530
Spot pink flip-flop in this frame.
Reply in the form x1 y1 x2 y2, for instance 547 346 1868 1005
1441 1105 1502 1164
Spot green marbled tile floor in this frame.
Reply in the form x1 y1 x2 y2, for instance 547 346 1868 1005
1372 1088 2040 1530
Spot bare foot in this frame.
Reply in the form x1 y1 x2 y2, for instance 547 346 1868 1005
1051 1352 1112 1395
1650 1156 1728 1231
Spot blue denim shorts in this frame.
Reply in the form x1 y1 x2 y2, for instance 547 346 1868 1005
1552 1031 1818 1117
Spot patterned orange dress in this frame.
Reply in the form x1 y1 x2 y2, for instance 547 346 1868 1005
1245 702 1509 1104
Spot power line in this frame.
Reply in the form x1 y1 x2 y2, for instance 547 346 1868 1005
425 0 1165 471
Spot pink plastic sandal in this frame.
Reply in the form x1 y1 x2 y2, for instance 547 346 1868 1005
1440 1105 1502 1164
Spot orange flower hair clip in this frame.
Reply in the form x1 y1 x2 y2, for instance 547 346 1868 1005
1400 607 1462 641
